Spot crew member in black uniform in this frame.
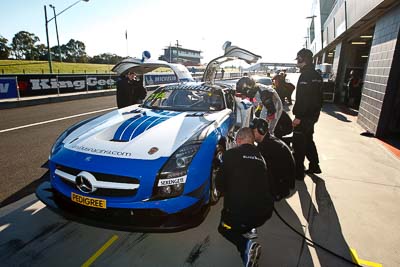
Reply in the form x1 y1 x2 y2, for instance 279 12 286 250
250 118 295 201
216 127 274 267
116 72 147 108
292 48 323 180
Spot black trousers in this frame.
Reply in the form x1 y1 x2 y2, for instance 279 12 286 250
292 119 319 176
218 210 269 257
218 221 250 257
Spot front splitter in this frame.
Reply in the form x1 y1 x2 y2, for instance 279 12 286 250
36 181 210 233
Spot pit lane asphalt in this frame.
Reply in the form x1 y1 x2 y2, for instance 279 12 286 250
1 75 400 266
0 95 117 206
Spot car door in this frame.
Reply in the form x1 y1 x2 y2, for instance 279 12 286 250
203 42 261 127
202 42 261 83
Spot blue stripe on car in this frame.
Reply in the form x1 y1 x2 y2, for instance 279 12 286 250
119 116 151 141
113 115 142 140
129 116 168 140
113 111 181 142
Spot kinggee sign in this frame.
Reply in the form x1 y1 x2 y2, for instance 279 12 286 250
0 77 18 99
30 77 116 90
4 73 181 98
15 74 118 97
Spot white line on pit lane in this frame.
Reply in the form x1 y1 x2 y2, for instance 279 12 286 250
0 107 116 133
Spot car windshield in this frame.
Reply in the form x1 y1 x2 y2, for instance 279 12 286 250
143 86 225 112
256 78 273 86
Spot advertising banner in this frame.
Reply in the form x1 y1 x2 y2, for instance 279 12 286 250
0 77 18 99
0 73 181 98
15 74 118 97
144 74 177 86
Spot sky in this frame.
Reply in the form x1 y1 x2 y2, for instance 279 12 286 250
0 0 312 65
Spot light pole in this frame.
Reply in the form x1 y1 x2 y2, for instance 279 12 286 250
175 40 181 63
49 4 62 62
304 36 309 48
44 0 89 73
44 5 53 73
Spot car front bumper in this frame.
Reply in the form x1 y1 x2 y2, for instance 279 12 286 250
36 181 210 232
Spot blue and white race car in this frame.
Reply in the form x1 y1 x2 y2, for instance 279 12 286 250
36 43 261 231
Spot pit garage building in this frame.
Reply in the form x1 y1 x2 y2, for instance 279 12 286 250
306 0 400 140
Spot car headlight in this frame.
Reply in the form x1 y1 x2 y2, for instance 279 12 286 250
50 130 69 157
50 116 99 157
152 142 201 200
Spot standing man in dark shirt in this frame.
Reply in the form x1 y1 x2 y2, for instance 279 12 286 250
292 48 323 180
216 127 274 267
116 72 147 108
131 74 147 104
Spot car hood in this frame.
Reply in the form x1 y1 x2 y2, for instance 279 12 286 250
62 107 230 160
203 41 261 83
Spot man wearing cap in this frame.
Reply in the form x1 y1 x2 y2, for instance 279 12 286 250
236 76 283 135
216 127 274 266
292 48 323 180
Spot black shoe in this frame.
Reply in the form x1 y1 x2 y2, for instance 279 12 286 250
305 164 322 174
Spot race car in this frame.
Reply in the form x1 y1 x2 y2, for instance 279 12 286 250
36 42 261 231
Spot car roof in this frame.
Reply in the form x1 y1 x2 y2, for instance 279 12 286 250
252 75 272 80
112 58 194 82
160 82 231 93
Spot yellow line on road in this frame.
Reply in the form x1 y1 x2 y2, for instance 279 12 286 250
81 235 119 267
350 248 383 267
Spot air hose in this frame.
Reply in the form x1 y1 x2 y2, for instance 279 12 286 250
273 207 362 267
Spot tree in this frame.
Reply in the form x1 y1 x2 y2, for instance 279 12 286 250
36 44 49 61
89 53 123 64
51 45 63 61
63 39 88 63
11 31 40 59
0 35 11 59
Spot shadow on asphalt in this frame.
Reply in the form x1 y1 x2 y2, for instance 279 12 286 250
272 199 314 266
0 170 49 208
297 175 354 266
321 104 356 122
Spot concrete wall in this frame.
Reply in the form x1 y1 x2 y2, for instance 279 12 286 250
346 0 384 28
322 0 386 45
357 5 400 136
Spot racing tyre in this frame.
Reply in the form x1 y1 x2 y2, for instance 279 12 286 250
210 145 224 205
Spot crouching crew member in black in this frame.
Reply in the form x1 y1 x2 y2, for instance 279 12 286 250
216 127 274 267
292 48 323 180
250 118 296 201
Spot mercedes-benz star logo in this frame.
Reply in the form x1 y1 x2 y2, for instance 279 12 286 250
75 171 97 193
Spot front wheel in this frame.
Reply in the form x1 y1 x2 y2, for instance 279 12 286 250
210 145 224 205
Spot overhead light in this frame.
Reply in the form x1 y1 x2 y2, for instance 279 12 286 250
351 41 367 45
360 35 373 38
361 55 369 58
328 54 334 57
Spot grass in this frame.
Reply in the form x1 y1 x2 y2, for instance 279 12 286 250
0 60 115 74
0 59 242 75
